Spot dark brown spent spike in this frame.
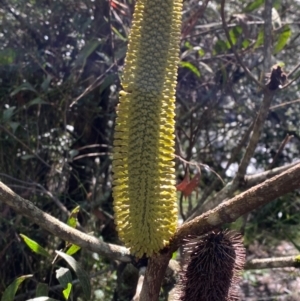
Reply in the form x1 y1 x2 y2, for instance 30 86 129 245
178 230 246 301
266 65 287 90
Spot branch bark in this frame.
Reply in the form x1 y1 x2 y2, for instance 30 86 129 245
245 255 300 269
175 162 300 242
0 181 131 262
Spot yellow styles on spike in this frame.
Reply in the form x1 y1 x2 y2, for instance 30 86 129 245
112 0 182 257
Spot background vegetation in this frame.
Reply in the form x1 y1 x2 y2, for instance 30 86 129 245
1 0 300 300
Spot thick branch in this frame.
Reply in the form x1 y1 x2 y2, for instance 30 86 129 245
0 181 131 262
244 161 300 188
174 162 300 245
139 253 172 301
245 255 300 269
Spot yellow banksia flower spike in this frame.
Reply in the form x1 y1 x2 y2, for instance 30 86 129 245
112 0 182 257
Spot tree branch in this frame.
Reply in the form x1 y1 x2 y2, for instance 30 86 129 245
245 255 300 269
0 181 131 262
244 161 300 188
139 163 300 300
174 162 300 245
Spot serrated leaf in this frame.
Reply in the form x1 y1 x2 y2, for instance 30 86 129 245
244 0 265 12
274 25 291 54
36 283 49 297
1 274 33 301
62 283 72 300
180 61 200 77
27 296 59 301
55 251 91 300
66 244 81 256
20 234 50 257
67 206 80 228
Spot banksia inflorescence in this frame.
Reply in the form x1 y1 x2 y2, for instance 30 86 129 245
112 0 182 257
178 230 246 301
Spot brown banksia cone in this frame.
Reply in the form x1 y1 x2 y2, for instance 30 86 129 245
178 230 246 301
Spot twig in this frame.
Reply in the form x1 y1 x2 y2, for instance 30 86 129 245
0 181 131 262
181 0 210 39
267 134 293 170
0 125 55 172
270 98 300 110
188 90 275 218
244 161 300 188
245 255 300 270
69 64 115 108
263 0 273 72
192 121 254 214
220 0 264 89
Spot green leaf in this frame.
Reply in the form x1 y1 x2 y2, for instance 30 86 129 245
20 234 50 257
55 268 73 299
214 39 229 54
36 283 49 297
56 251 91 300
228 27 242 46
184 41 193 50
180 61 200 77
21 155 36 161
2 107 16 122
10 82 37 97
274 25 291 54
99 74 117 95
27 98 49 107
254 29 264 49
1 275 33 301
41 75 53 92
0 48 17 64
112 26 127 41
242 39 250 49
244 0 265 12
56 267 72 289
66 244 81 256
8 122 20 134
74 39 101 67
198 48 205 56
67 206 80 228
63 283 72 300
